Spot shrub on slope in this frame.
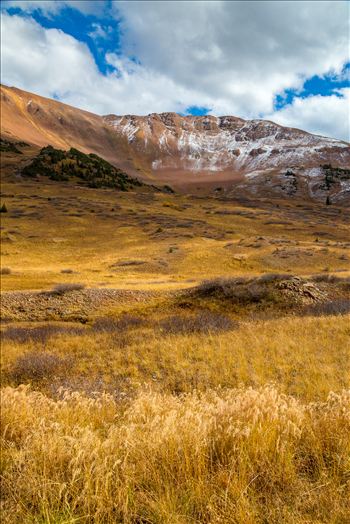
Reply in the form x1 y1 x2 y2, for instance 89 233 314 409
21 145 143 190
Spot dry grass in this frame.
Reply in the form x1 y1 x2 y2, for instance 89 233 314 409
8 351 70 383
302 298 350 316
2 315 349 400
1 161 350 522
51 283 86 295
158 310 237 334
1 324 84 344
0 169 349 292
2 384 349 523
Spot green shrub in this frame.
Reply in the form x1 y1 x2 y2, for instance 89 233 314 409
21 146 144 191
0 138 23 154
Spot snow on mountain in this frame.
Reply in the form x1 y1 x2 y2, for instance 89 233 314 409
104 113 349 173
104 112 349 201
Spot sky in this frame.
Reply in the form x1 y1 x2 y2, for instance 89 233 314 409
1 0 349 141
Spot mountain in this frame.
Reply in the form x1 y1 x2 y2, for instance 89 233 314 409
104 113 350 201
1 84 349 201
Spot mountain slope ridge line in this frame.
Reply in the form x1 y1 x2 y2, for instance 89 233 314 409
1 84 349 201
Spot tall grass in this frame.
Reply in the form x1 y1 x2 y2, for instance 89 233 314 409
2 315 349 400
1 316 349 522
1 385 349 523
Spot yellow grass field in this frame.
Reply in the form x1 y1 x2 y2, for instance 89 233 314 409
1 158 350 523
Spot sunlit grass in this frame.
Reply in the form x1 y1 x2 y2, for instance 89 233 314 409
1 175 349 291
2 384 349 523
1 171 350 523
2 315 349 400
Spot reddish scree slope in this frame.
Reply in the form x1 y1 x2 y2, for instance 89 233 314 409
1 84 349 200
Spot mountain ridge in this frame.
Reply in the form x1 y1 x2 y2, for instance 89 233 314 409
1 84 349 201
3 84 347 144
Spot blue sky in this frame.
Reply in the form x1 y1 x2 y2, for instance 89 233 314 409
274 67 350 111
1 1 349 139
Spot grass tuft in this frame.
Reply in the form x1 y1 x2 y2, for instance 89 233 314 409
51 283 85 295
159 311 238 334
8 352 69 384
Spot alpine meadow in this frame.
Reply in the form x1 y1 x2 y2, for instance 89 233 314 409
1 1 349 523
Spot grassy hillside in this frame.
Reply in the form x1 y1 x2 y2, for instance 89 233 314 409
1 153 350 292
1 145 350 523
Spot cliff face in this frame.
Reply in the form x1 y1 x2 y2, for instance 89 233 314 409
2 85 349 201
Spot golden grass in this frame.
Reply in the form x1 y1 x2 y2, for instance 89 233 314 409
1 172 349 292
2 315 349 401
2 384 349 523
1 165 350 522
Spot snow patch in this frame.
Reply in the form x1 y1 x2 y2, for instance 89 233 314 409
152 159 162 170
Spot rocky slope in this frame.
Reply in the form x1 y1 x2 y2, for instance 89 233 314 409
1 84 349 201
105 112 350 201
105 113 348 173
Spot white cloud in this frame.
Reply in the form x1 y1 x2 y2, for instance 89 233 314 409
88 23 113 41
114 0 349 117
267 89 350 142
0 13 99 95
1 1 349 140
0 13 212 115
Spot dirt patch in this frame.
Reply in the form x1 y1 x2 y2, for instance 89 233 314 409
0 288 156 322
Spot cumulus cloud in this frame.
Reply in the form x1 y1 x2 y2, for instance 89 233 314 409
0 13 99 95
267 89 350 142
115 0 349 116
0 12 211 115
1 1 349 140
